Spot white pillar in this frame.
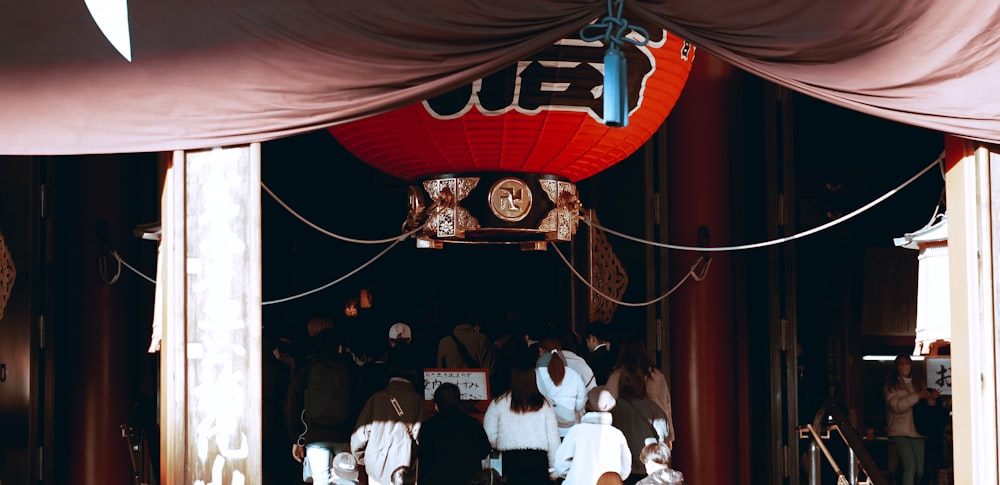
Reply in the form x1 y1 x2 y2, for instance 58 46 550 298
162 144 263 485
945 137 1000 485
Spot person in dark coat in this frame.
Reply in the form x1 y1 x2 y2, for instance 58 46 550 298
417 382 492 485
286 326 365 485
360 336 391 400
583 321 615 386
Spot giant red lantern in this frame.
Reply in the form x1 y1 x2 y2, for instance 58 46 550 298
330 23 695 248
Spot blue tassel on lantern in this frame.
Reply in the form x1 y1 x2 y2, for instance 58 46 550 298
603 44 628 128
580 0 646 128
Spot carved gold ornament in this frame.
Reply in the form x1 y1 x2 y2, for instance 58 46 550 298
587 212 627 323
0 230 15 320
537 179 581 241
423 177 481 238
409 174 583 248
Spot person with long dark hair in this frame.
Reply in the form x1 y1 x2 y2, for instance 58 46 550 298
605 337 675 445
608 353 669 484
884 353 940 485
483 359 561 485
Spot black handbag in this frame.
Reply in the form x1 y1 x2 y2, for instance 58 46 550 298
912 399 940 436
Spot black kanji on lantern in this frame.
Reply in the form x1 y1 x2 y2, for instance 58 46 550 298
425 26 661 122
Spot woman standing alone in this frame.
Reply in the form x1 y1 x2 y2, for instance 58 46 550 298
884 353 940 485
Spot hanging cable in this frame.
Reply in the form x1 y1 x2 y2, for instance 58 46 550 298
110 250 156 284
98 250 122 285
580 151 945 252
117 152 944 306
111 251 156 285
108 238 403 305
552 243 708 307
262 238 403 306
261 181 423 244
259 179 419 303
111 184 415 302
690 256 712 281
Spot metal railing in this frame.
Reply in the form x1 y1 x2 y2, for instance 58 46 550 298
799 401 888 485
121 423 158 485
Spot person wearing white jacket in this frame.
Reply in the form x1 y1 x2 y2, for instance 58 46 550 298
535 339 588 437
553 387 632 484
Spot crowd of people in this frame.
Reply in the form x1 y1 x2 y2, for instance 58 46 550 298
263 315 685 485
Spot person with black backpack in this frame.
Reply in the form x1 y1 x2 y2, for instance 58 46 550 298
286 324 364 485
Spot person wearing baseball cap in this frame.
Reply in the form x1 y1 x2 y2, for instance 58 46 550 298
331 451 360 484
387 321 426 392
388 322 412 347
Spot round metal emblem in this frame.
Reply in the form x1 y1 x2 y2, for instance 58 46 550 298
488 177 532 222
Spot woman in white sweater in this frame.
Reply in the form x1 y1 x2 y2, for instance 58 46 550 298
483 364 562 485
535 338 588 437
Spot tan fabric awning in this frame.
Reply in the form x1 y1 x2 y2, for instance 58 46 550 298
1 0 999 155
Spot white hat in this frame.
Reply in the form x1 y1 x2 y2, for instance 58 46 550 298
587 386 617 412
388 322 412 340
332 452 359 480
